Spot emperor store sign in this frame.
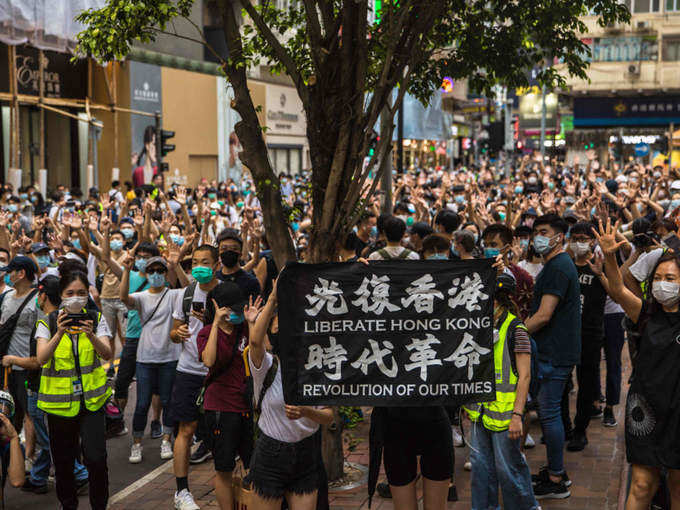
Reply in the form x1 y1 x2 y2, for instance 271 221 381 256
16 54 61 96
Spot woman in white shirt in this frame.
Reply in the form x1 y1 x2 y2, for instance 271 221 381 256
245 282 333 510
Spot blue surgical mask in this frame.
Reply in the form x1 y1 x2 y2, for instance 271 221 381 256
590 206 597 217
7 204 17 213
533 235 554 255
498 212 506 221
451 248 460 258
473 233 479 243
427 253 448 260
548 182 555 190
292 222 299 232
671 200 680 211
30 196 38 204
483 247 500 258
148 272 166 288
520 239 529 249
136 258 148 273
228 312 244 324
370 226 378 237
4 274 12 287
110 239 124 252
19 193 28 200
455 195 465 204
71 239 81 250
36 255 51 269
170 234 184 246
121 228 134 239
514 186 523 194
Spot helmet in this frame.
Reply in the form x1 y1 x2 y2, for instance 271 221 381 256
0 390 15 418
495 272 517 295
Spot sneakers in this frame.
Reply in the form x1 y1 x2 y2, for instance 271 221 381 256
129 443 143 464
524 433 536 449
21 478 48 494
590 405 603 419
603 407 617 427
376 482 391 498
25 456 33 473
174 489 200 510
150 420 163 439
189 441 212 464
115 425 129 437
451 426 464 447
161 439 174 460
566 434 588 452
464 457 472 471
532 467 572 487
533 479 571 499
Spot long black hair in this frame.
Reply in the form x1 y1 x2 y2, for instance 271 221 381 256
58 270 89 297
135 125 156 167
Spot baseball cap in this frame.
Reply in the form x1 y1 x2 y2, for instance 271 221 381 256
38 275 61 306
0 255 37 278
30 242 49 254
211 281 246 314
671 180 680 191
146 256 168 271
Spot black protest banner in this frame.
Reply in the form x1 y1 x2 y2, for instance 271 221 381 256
277 259 497 407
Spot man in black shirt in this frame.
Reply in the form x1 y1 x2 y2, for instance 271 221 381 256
215 229 260 300
566 222 610 452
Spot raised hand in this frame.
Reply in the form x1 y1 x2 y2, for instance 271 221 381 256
211 298 230 324
243 295 264 323
592 218 626 255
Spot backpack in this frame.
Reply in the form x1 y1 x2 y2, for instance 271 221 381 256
181 282 198 322
506 317 539 399
377 247 414 260
0 289 38 357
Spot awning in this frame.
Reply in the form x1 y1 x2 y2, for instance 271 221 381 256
127 48 222 76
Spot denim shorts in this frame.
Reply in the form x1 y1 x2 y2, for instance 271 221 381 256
245 430 318 499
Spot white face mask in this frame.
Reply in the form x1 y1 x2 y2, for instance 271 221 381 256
569 242 590 257
62 296 88 313
652 281 680 307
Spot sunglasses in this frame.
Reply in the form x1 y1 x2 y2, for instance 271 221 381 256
146 268 167 275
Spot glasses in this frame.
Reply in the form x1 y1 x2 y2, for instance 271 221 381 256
146 268 167 275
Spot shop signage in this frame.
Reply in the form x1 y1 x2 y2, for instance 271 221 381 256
581 36 658 63
574 96 680 127
278 260 496 407
634 143 650 157
265 84 306 137
0 44 87 98
519 92 558 131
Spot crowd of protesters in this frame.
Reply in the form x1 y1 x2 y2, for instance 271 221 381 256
0 149 677 510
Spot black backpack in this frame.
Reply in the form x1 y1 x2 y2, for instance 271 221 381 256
0 289 38 357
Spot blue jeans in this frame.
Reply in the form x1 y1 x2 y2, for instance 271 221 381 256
27 391 88 485
469 423 539 510
537 359 573 476
132 361 177 438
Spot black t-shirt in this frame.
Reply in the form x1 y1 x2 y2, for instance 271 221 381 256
216 268 261 300
355 237 369 258
576 262 607 337
531 252 582 366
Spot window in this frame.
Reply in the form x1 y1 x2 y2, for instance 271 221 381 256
668 0 680 10
663 36 680 60
631 0 661 11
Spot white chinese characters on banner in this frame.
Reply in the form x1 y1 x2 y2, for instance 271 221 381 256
448 273 490 312
304 336 348 381
444 332 491 380
401 274 445 313
352 275 401 314
351 339 398 378
305 278 349 316
404 333 442 382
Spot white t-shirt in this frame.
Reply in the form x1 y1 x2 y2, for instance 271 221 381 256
368 245 420 260
129 288 183 364
629 247 663 283
35 315 111 353
172 284 209 376
248 351 319 443
1 288 39 370
517 260 544 280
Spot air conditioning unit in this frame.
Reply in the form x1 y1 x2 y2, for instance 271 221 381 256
605 22 623 33
636 20 652 31
628 64 641 77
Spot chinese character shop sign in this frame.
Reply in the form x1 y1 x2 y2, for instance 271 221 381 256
277 260 497 407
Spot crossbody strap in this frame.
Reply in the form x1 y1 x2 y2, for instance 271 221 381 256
142 289 169 325
255 355 279 417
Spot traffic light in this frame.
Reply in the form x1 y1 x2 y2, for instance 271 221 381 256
154 111 175 173
368 132 379 157
160 129 175 157
583 142 594 150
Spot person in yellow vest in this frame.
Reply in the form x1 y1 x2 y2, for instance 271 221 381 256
465 273 539 510
35 270 113 510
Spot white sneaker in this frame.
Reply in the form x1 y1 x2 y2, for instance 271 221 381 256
25 456 33 473
161 439 173 460
129 443 142 464
452 426 464 447
174 489 200 510
524 433 536 449
464 459 472 471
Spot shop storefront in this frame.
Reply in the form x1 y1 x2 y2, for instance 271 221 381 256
263 82 308 175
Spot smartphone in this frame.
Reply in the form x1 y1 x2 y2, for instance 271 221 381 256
66 312 90 328
663 234 680 253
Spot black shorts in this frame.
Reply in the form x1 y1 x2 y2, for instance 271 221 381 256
245 430 319 499
169 371 205 424
204 411 253 472
383 414 453 486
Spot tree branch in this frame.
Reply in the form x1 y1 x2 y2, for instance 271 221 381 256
149 26 226 66
239 0 309 105
301 0 324 71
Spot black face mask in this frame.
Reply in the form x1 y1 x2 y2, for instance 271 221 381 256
220 250 240 268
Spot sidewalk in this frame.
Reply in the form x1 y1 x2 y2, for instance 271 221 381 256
109 353 631 510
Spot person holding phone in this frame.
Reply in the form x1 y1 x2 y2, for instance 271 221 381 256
35 270 113 510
